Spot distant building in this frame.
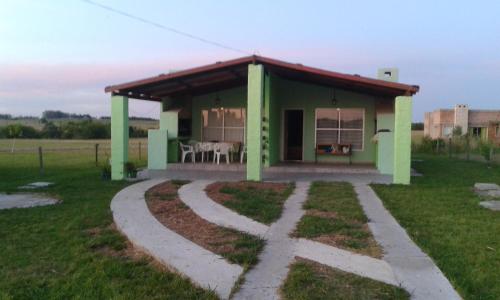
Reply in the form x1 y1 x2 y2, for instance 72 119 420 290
424 104 500 144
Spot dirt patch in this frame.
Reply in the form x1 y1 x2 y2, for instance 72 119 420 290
145 181 262 265
205 181 290 205
306 209 338 219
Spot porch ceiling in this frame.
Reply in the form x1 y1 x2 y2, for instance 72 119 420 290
105 55 419 101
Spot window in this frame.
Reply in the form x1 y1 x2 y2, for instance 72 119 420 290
471 127 482 137
442 126 453 137
315 108 364 150
496 125 500 137
202 108 245 142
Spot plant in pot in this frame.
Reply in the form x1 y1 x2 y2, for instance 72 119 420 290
125 161 138 178
101 164 111 180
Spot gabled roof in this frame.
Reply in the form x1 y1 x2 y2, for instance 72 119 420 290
105 55 419 101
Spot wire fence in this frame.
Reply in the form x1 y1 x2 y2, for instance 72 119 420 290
412 135 500 164
0 139 148 173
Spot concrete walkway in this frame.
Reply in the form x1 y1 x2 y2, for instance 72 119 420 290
0 193 58 210
113 179 461 300
111 179 243 299
178 181 269 236
354 183 462 300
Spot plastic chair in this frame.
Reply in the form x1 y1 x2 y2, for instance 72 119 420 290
180 142 195 163
213 143 231 164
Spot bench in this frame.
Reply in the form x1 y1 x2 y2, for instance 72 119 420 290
315 144 352 165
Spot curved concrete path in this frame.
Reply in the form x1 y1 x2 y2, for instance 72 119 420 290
178 180 269 237
354 184 461 300
111 179 243 299
113 179 460 300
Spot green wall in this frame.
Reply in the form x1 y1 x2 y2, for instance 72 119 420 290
377 113 395 174
273 77 377 164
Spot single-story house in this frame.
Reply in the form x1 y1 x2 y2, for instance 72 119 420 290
105 56 419 184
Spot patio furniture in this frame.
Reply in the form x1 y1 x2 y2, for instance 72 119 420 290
195 142 214 162
213 142 235 164
315 143 352 164
180 142 195 163
240 145 246 164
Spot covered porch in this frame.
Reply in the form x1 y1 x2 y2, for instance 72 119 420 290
105 56 418 184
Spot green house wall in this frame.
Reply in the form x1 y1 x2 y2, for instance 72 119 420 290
188 74 376 165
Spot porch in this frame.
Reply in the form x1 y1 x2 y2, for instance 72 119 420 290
105 56 419 184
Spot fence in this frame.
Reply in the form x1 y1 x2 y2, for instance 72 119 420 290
0 139 148 173
412 135 500 164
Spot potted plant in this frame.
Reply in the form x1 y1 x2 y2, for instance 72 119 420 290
125 161 137 178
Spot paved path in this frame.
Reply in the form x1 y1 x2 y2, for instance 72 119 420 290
178 181 269 236
113 179 461 300
0 193 58 210
111 179 243 299
354 183 462 300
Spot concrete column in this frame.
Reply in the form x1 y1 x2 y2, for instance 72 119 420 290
111 95 129 180
393 96 412 184
246 64 264 181
160 111 179 139
376 113 395 175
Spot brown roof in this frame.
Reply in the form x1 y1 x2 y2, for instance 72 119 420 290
105 55 419 101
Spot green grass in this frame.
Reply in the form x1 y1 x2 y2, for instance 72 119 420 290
372 155 500 300
281 260 409 300
214 229 265 268
0 151 216 299
295 182 377 254
218 183 294 224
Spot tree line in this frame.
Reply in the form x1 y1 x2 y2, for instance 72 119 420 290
0 120 148 139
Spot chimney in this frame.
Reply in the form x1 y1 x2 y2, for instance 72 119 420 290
454 104 469 135
377 68 399 82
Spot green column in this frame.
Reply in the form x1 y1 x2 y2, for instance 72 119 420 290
111 95 129 180
377 113 395 175
393 96 412 184
246 64 264 181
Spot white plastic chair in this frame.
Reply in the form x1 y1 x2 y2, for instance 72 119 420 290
180 142 195 163
213 143 231 164
240 145 246 164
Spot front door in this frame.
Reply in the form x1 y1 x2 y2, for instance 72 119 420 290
284 110 303 161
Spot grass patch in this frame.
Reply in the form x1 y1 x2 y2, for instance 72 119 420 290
146 181 265 270
0 150 216 299
206 181 294 224
372 155 500 299
281 259 409 300
295 182 380 257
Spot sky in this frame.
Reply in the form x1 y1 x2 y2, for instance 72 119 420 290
1 0 500 121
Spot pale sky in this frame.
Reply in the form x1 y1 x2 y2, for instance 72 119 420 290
1 0 500 121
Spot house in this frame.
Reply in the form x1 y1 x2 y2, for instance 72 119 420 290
105 56 419 184
424 104 500 144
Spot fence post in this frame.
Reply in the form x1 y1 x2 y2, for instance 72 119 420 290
95 144 99 166
436 139 440 154
139 141 142 160
448 138 452 158
38 146 44 175
465 136 470 161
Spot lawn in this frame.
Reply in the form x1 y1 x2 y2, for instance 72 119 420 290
205 181 294 224
281 259 409 300
372 155 500 300
294 182 381 257
0 149 216 299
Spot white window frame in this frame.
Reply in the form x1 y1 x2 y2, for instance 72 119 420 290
201 108 246 142
314 108 365 151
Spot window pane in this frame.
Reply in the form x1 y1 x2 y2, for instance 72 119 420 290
316 130 338 145
339 130 363 150
340 109 363 129
224 128 245 143
202 127 222 142
202 109 223 127
316 109 338 128
224 108 245 127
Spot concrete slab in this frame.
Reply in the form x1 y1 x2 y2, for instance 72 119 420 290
474 183 500 191
0 193 58 210
295 238 398 286
354 183 461 300
178 180 269 237
479 200 500 211
18 182 54 189
111 179 243 299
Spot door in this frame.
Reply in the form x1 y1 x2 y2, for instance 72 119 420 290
284 110 303 161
